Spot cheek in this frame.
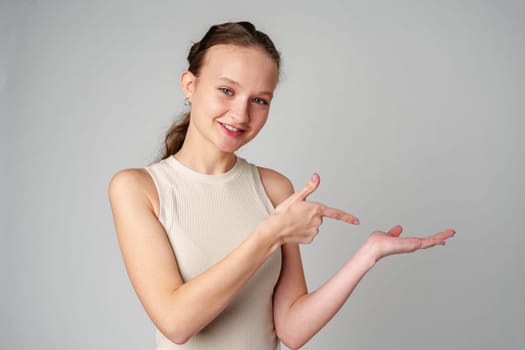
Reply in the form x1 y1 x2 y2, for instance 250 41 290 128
195 92 229 116
251 111 269 131
208 94 229 112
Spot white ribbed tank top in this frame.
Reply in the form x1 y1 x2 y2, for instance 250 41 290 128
144 155 282 350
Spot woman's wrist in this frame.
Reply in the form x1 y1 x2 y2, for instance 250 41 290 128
357 239 380 267
254 217 284 256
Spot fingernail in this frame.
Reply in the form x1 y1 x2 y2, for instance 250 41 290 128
354 219 360 225
311 173 319 182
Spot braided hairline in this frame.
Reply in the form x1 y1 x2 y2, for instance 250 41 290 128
187 22 280 75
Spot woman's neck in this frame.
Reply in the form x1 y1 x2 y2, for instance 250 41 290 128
174 144 237 175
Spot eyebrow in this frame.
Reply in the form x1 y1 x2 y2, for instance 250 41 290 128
217 77 274 98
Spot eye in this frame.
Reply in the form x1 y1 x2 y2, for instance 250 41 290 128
219 87 233 96
252 97 268 105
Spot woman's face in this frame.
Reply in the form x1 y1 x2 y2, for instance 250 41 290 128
183 44 279 153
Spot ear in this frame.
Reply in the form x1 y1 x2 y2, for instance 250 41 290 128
180 70 196 100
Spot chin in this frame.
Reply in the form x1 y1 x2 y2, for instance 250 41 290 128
218 145 243 154
216 139 248 153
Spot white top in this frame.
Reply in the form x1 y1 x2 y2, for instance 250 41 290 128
144 155 282 350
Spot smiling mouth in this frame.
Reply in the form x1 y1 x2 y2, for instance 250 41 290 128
220 122 244 132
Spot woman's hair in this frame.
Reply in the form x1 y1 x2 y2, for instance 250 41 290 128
159 21 281 160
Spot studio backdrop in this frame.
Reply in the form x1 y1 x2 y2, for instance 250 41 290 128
2 0 524 349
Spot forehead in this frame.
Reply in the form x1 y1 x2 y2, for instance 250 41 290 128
199 44 279 90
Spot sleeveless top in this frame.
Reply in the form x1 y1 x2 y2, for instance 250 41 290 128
144 155 282 350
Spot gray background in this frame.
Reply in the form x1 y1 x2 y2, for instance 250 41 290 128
2 0 524 349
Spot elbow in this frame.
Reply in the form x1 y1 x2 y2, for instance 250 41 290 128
280 339 304 350
166 332 191 345
282 341 304 350
277 330 307 350
162 329 193 345
153 298 206 345
170 337 191 346
158 322 196 345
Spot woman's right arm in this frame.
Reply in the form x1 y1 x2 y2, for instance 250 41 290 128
108 168 281 344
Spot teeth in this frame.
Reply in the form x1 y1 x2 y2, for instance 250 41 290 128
223 123 239 132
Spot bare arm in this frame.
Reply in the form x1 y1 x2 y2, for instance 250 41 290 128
109 169 280 344
268 175 455 349
274 243 374 349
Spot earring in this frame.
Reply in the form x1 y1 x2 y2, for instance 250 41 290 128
184 97 192 107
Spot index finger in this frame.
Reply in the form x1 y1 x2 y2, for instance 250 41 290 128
321 205 360 225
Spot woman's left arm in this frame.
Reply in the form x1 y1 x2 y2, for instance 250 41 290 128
260 169 455 349
274 226 454 349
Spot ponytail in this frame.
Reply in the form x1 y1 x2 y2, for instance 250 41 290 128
160 112 190 160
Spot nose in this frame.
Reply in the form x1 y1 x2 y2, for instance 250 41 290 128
230 98 250 124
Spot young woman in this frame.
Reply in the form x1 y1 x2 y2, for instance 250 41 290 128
108 21 455 350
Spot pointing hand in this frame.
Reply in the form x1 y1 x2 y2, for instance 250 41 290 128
268 174 359 245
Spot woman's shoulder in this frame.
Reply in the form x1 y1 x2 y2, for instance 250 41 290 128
256 166 294 207
109 167 153 191
108 167 160 215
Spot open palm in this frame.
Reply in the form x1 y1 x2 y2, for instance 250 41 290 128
367 225 456 262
